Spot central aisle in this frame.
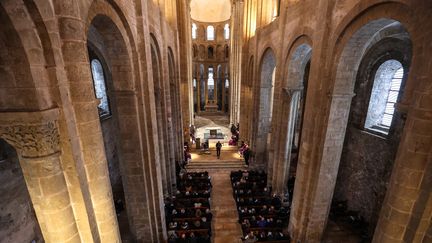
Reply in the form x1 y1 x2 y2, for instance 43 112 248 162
210 170 243 243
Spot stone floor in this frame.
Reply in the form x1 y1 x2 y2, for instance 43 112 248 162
209 170 243 243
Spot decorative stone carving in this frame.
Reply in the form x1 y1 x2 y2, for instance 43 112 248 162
0 109 60 158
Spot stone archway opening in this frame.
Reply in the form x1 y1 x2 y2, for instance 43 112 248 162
87 14 136 241
168 48 183 176
272 43 312 200
150 34 176 197
253 48 276 169
315 19 412 241
0 139 43 243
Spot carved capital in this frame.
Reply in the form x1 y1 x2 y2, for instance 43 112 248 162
0 109 60 158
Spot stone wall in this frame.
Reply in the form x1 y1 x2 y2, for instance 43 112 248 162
100 118 124 203
333 32 411 236
0 139 43 243
240 0 432 242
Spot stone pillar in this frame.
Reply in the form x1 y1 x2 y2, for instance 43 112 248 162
372 95 432 242
272 89 301 196
229 0 244 124
0 109 80 243
177 0 194 131
289 93 354 243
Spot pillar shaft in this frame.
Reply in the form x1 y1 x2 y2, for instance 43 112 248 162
273 90 301 196
0 109 80 243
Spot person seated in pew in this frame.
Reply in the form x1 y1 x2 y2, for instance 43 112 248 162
197 232 211 243
193 219 201 229
201 217 210 231
204 208 213 221
267 231 274 241
168 221 178 230
181 221 189 230
248 207 256 215
179 208 186 217
167 230 178 243
271 194 282 208
178 233 188 243
242 231 258 243
260 205 268 214
195 208 202 218
257 216 267 228
258 231 267 241
268 205 276 214
189 232 197 243
241 218 251 228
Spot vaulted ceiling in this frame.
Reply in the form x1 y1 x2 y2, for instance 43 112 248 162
190 0 231 23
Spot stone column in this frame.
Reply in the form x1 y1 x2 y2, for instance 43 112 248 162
229 0 244 124
0 109 80 243
272 89 301 196
177 0 194 131
372 96 432 242
289 93 354 243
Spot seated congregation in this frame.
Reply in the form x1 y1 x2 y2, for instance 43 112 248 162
165 172 213 243
231 171 291 242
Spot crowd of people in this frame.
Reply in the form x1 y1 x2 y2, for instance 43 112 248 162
165 171 213 243
231 170 291 242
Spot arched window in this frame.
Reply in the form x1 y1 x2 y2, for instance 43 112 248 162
207 25 215 41
208 67 215 100
225 79 229 88
192 23 197 39
365 60 404 134
208 46 214 58
90 59 111 118
224 24 230 40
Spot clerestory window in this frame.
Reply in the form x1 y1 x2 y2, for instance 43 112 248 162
365 60 403 135
207 25 214 41
192 23 197 39
224 24 230 40
90 59 111 118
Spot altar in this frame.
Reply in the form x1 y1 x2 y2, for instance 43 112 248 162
205 100 218 112
203 127 228 147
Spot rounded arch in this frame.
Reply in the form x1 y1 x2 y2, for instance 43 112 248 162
329 2 415 95
0 2 54 111
86 0 138 67
332 19 411 95
259 48 277 89
199 44 206 59
252 48 277 168
86 7 151 242
284 42 312 89
88 15 134 91
307 16 413 242
207 45 214 58
246 55 255 87
192 44 198 58
168 47 176 85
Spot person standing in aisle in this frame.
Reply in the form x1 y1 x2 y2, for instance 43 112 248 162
216 141 222 159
